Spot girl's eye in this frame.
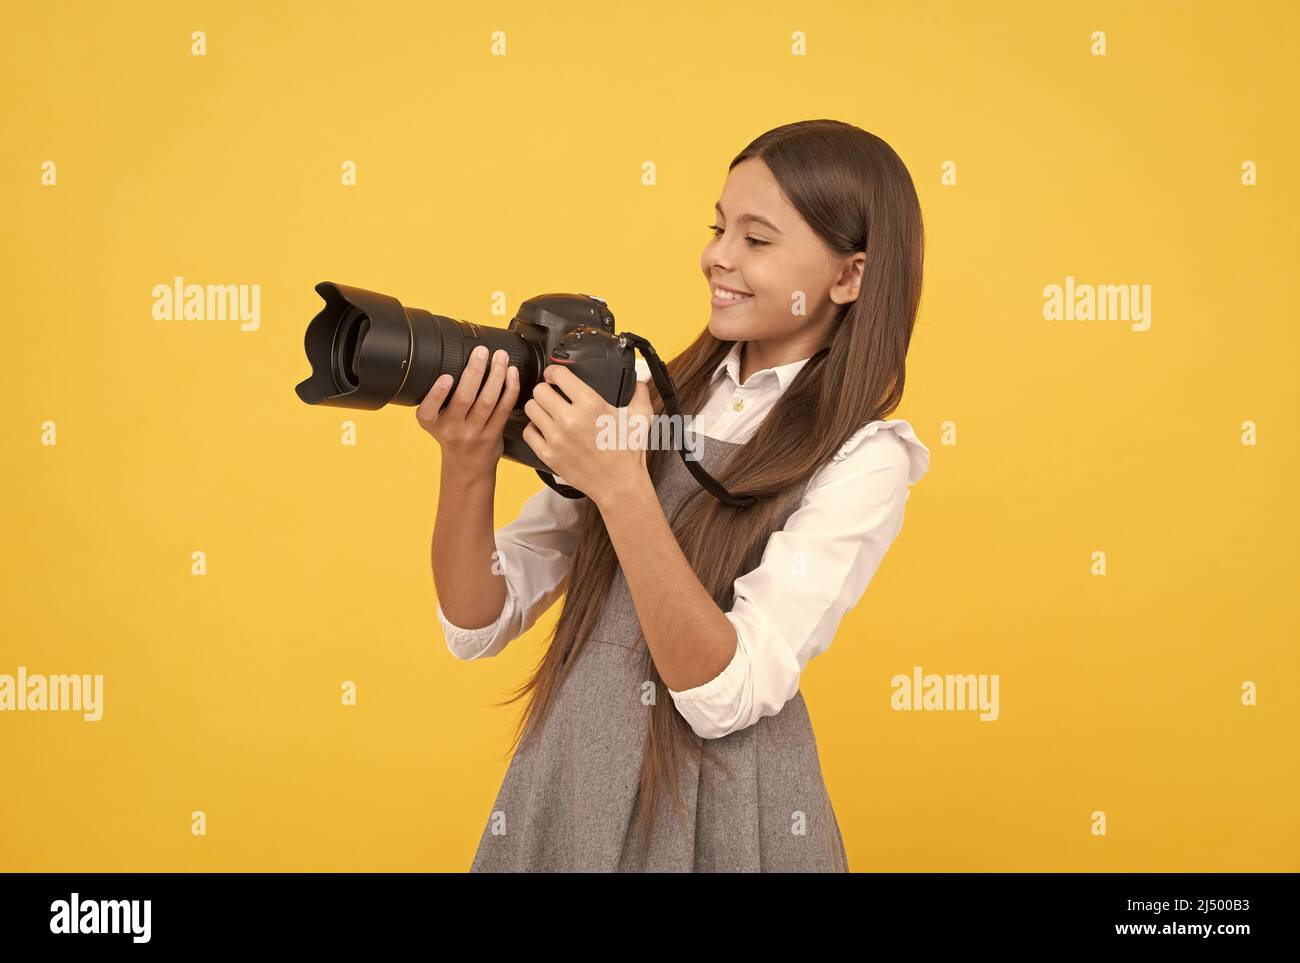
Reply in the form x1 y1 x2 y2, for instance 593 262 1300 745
706 224 769 247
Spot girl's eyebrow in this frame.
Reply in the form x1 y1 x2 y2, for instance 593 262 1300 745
715 201 783 234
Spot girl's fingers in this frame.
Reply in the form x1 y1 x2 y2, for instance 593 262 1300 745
466 349 509 431
416 373 455 428
521 420 546 457
444 345 491 420
522 397 554 440
484 362 521 437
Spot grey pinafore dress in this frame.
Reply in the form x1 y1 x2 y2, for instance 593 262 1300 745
470 433 850 872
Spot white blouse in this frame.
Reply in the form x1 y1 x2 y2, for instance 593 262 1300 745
437 340 931 740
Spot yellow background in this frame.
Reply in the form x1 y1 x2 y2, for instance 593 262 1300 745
2 0 1296 871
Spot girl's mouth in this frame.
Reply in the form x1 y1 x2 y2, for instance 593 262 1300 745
711 289 754 309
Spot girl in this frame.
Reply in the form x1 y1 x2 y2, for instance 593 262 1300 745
420 119 929 872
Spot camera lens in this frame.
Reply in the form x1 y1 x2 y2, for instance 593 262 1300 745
295 281 534 411
331 307 370 391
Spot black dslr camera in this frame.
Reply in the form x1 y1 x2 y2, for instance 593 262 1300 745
294 281 754 506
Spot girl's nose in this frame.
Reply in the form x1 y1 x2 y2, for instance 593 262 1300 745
704 247 733 271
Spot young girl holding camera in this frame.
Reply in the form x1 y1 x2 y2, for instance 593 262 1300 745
420 119 930 872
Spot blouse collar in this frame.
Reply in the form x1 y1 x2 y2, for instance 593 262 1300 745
708 341 814 390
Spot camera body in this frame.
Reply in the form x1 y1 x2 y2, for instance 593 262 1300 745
294 282 640 478
498 292 641 475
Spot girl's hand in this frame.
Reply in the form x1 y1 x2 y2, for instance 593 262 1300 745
416 346 520 478
523 364 654 505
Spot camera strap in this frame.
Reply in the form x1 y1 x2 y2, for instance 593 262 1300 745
620 333 757 508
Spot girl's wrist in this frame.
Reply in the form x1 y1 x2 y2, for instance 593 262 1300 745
440 458 496 490
593 466 654 515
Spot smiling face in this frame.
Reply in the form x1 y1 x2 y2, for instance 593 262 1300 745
700 157 865 368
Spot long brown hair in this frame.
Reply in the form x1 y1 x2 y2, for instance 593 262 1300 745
493 119 925 853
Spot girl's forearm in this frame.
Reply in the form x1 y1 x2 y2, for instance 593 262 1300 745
594 475 737 692
431 463 508 629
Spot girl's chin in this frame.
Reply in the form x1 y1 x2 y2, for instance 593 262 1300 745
707 313 759 340
706 318 743 340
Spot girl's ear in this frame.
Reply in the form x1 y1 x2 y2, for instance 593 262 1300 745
832 251 867 304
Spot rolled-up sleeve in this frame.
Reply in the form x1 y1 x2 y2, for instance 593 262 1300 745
438 594 519 661
438 482 585 661
665 421 930 739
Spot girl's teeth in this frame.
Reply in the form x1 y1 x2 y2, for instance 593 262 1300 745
714 289 751 300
